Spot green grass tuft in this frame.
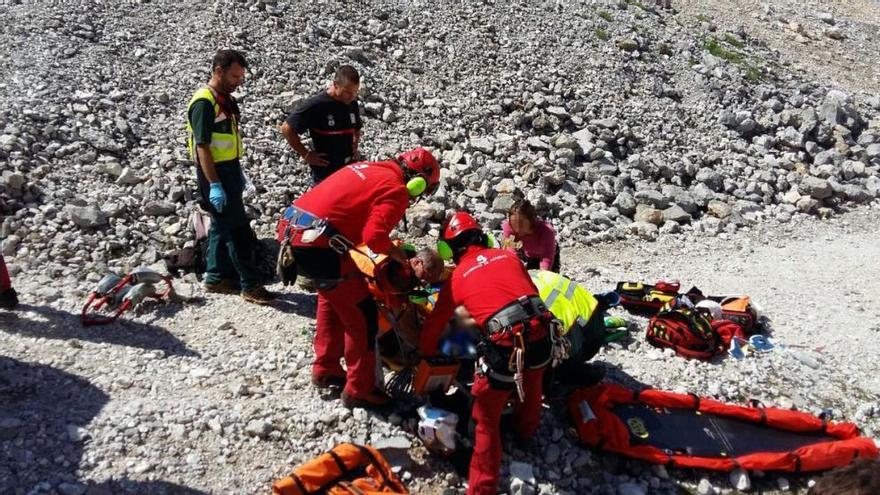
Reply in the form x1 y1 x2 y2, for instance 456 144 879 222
704 38 743 64
724 33 745 48
595 28 610 41
702 36 765 82
598 10 614 22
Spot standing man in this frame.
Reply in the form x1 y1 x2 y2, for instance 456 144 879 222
276 148 440 409
187 49 275 305
280 65 363 185
419 212 556 495
0 254 17 310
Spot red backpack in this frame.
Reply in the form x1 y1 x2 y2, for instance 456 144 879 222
646 298 746 360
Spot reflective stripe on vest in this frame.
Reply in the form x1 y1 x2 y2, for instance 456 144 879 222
530 270 599 333
186 87 243 163
544 276 578 308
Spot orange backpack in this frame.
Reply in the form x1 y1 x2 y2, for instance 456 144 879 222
272 444 408 495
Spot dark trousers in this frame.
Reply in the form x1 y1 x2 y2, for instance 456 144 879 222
546 310 606 388
197 161 260 290
521 243 562 273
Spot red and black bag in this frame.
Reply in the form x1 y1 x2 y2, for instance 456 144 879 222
616 281 679 316
646 300 721 360
712 319 746 348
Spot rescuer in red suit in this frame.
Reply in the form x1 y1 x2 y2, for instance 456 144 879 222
277 147 440 409
419 212 555 495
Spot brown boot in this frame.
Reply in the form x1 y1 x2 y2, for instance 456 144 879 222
341 388 392 409
204 279 238 295
241 286 277 305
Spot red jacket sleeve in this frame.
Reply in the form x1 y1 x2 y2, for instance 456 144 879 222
419 279 457 354
362 187 408 254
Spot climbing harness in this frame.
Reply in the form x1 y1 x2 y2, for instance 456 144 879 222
81 267 175 326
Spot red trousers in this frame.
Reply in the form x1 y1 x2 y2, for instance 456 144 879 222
467 367 545 495
311 256 379 399
0 255 10 292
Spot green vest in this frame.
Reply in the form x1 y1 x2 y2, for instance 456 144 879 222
529 270 599 334
186 87 244 163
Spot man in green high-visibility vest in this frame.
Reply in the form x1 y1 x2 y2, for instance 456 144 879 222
530 270 617 391
186 49 275 305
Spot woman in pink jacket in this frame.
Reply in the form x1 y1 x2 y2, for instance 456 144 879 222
501 200 560 272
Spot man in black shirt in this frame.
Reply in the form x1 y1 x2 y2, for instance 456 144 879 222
280 65 363 185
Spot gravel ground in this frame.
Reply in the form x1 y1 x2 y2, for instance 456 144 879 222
2 205 879 495
673 0 880 94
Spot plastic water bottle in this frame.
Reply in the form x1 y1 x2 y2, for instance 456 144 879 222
604 316 627 328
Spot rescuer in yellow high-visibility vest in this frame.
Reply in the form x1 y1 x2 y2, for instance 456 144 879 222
529 270 609 389
186 49 274 305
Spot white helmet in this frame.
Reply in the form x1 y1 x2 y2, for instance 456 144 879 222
695 299 723 321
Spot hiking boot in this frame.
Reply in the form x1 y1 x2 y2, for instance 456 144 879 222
0 288 18 310
311 374 346 389
241 286 277 305
204 279 238 295
341 388 392 409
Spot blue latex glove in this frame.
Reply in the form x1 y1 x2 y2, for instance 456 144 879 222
440 331 477 358
209 182 226 212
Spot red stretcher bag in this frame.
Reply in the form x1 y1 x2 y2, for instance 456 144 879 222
568 384 878 472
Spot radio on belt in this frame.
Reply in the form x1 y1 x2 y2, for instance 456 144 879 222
412 356 460 395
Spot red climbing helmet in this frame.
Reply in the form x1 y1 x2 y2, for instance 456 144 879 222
441 212 482 242
398 147 440 198
438 212 485 261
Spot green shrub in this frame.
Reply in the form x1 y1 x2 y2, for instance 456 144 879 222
724 33 745 48
704 38 743 63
